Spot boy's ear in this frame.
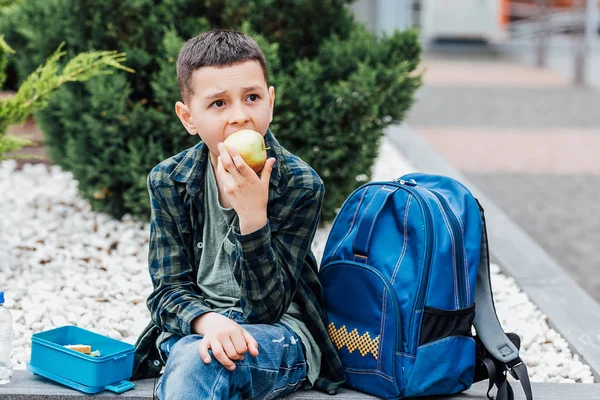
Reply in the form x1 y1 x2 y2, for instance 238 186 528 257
268 86 275 123
175 101 198 136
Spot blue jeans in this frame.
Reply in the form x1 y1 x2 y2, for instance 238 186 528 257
156 310 307 400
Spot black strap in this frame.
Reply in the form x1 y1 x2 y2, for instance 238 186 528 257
481 355 514 400
509 360 534 400
497 377 514 400
494 364 512 400
475 200 534 400
482 357 497 399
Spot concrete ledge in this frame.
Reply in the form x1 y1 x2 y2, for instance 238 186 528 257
3 371 600 399
386 123 600 380
0 370 156 399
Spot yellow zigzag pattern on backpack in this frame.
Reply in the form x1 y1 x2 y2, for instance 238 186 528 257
328 322 380 360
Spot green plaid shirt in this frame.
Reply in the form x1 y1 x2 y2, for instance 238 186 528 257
132 130 346 394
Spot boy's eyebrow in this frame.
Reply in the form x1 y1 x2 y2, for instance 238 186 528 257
241 85 261 92
205 90 227 100
204 86 262 100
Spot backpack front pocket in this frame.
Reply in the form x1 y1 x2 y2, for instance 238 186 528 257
320 261 403 398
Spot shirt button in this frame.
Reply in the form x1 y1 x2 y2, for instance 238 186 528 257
153 360 161 367
197 242 203 249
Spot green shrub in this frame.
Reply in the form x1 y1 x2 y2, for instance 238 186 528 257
0 41 132 161
0 0 132 162
1 0 421 223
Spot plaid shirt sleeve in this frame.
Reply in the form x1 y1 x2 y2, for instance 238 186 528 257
146 173 212 337
232 182 324 324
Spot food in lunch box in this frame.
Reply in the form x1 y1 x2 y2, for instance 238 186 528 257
64 344 91 353
64 344 101 356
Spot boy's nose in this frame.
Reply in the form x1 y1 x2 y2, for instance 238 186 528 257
228 103 250 125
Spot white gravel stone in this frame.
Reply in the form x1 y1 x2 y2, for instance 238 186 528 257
0 138 595 384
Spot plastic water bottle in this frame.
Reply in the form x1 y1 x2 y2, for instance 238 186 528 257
0 291 13 385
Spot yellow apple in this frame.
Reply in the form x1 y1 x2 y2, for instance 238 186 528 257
223 129 268 173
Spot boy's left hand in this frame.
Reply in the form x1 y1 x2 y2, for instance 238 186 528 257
217 142 275 234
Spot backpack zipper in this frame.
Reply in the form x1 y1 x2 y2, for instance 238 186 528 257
398 184 434 355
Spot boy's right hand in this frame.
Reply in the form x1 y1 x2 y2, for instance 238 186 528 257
192 312 259 371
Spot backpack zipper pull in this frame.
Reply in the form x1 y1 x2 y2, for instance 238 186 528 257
393 178 417 186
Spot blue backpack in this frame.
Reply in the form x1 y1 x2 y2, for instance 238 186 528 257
319 173 533 400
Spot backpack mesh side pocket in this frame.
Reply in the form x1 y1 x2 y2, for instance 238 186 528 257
419 304 475 346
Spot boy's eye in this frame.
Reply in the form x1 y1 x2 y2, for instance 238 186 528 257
246 94 259 102
211 100 225 108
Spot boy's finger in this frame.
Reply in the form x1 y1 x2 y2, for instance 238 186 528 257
222 336 244 360
198 338 211 364
231 331 249 356
242 329 259 356
228 147 253 179
210 339 236 371
218 143 242 178
260 158 276 186
217 156 235 186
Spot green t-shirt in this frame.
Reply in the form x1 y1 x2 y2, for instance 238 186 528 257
197 160 321 386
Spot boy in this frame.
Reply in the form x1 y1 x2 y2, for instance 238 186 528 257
132 29 346 399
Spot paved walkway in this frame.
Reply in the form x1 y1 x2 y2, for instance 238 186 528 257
406 50 600 304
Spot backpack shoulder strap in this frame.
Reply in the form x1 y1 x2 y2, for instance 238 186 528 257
473 199 534 400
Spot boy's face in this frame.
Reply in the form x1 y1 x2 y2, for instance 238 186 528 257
175 60 275 166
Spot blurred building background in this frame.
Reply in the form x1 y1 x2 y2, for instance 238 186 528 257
349 1 600 304
351 0 600 86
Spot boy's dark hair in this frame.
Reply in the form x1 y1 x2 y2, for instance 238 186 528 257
177 29 269 103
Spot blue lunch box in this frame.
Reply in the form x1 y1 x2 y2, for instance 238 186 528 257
26 325 136 394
